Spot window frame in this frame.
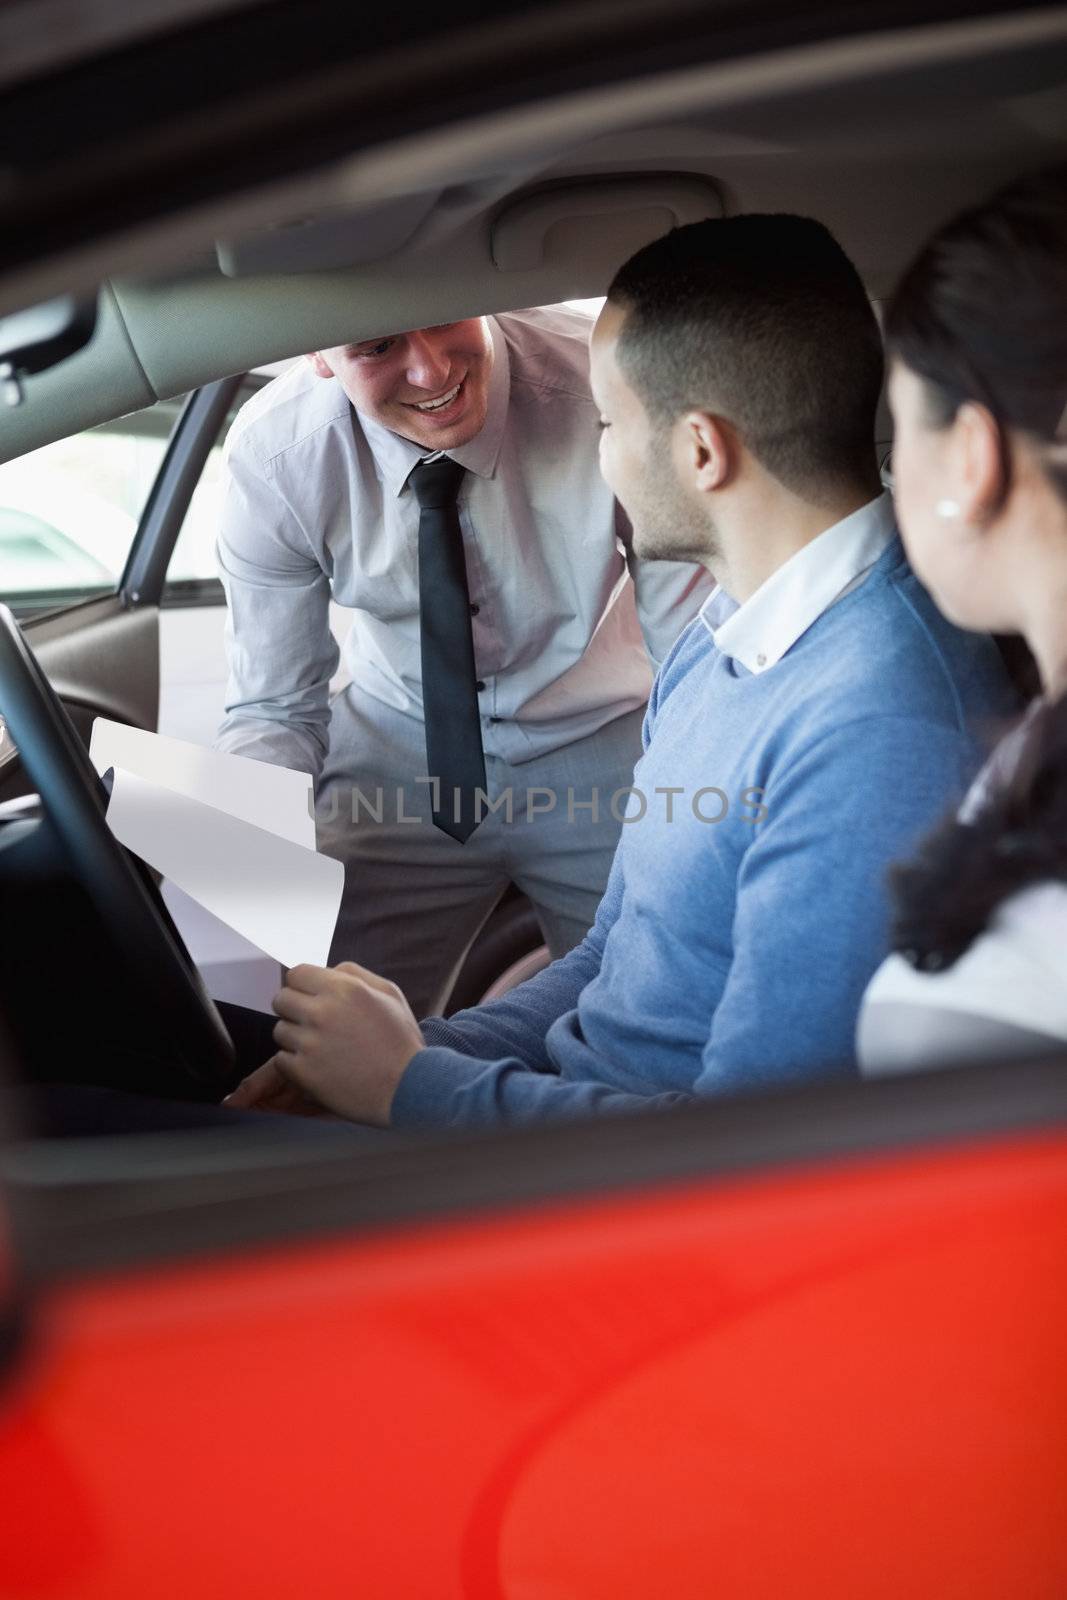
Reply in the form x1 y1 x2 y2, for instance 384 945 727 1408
124 374 248 611
1 381 243 623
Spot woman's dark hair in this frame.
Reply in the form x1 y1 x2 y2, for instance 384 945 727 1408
885 165 1067 968
891 694 1067 970
884 163 1067 508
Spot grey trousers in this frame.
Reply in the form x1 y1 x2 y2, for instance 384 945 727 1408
315 691 645 1017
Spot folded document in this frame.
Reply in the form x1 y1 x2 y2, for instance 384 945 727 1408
89 720 343 969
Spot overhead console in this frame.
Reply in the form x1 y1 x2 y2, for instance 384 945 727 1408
212 172 724 280
490 174 723 273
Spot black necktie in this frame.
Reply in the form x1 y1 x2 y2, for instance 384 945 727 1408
410 456 487 843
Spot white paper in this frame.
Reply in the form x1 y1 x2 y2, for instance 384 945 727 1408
90 718 315 848
90 719 341 970
103 767 343 969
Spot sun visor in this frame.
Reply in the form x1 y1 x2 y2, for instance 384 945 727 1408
490 176 723 274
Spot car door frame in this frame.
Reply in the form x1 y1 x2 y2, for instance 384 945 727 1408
120 373 247 611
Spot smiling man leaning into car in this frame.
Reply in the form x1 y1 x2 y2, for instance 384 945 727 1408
227 214 1016 1128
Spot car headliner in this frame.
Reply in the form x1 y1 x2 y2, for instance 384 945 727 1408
1 4 1065 462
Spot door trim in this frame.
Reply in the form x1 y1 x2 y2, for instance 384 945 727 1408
122 375 244 607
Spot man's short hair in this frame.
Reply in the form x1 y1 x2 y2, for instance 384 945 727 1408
607 213 884 498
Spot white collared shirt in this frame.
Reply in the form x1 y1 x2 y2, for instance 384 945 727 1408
214 305 711 777
702 491 898 673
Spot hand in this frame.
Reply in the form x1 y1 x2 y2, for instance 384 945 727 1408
224 961 425 1126
223 1057 337 1117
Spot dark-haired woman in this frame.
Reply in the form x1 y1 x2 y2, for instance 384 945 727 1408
858 164 1067 1073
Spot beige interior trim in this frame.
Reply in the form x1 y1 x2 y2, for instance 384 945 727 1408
490 175 723 270
0 5 1064 460
2 4 1063 317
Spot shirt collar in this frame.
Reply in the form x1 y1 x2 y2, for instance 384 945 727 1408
353 316 512 499
700 490 897 674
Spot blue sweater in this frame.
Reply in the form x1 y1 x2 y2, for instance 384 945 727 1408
392 536 1015 1128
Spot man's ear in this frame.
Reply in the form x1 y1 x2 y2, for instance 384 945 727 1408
681 411 734 494
953 401 1003 523
305 351 335 380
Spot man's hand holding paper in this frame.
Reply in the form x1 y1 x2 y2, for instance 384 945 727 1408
226 962 425 1126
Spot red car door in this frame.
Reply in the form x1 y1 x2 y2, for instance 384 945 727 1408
1 1057 1065 1598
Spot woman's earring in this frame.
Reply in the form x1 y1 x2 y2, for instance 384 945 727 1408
935 499 961 520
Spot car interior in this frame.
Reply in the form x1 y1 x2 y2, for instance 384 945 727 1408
0 2 1065 1101
0 4 1066 1588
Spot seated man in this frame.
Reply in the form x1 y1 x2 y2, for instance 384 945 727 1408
225 213 1016 1128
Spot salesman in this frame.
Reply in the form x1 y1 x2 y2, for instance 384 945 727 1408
214 304 710 1017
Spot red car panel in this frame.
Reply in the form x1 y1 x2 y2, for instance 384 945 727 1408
2 1128 1065 1598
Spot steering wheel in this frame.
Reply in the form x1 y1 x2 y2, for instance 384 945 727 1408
0 603 235 1089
